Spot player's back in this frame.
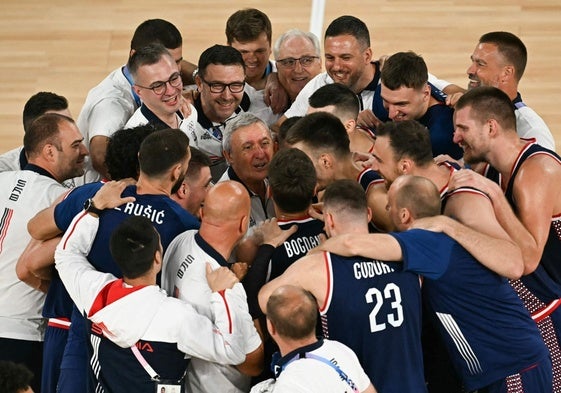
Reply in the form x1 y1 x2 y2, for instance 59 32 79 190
320 252 426 393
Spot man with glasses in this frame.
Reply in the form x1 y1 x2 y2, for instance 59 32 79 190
77 19 193 181
273 29 322 105
191 45 250 181
277 16 382 130
125 44 197 135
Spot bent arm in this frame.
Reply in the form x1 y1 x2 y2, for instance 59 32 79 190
16 237 61 292
443 191 524 279
28 193 67 240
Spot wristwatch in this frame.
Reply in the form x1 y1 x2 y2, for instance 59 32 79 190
83 198 104 216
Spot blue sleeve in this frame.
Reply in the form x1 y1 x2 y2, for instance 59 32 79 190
54 183 102 231
390 229 454 279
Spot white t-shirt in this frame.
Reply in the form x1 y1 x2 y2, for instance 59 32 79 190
250 339 372 393
0 170 67 341
162 230 262 393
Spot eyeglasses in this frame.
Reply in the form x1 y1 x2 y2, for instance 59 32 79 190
200 77 245 94
276 56 319 69
135 72 182 95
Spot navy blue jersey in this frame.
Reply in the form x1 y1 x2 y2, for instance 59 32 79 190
372 83 462 159
356 168 383 193
320 252 427 393
268 216 324 281
393 229 549 391
53 182 199 390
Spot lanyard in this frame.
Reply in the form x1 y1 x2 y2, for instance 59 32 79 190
278 352 360 393
122 65 142 107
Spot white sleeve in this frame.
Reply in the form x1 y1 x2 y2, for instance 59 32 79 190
232 283 262 354
174 288 249 365
85 98 133 140
54 211 116 315
283 80 315 118
428 73 452 91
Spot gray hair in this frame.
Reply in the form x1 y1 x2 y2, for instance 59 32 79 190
222 112 271 153
273 29 321 60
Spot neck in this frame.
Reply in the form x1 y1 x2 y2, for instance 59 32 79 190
244 178 266 199
487 134 528 179
201 101 228 124
28 158 63 183
351 62 375 94
136 175 171 196
156 109 178 128
274 206 310 221
124 274 156 287
278 335 318 357
412 163 450 191
199 225 238 260
339 156 362 180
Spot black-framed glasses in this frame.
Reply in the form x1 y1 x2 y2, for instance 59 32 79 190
276 56 319 69
200 77 245 94
135 72 182 95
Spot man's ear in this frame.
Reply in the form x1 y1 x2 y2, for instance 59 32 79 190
319 153 333 169
400 207 412 225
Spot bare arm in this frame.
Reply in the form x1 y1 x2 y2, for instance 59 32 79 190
366 184 394 232
235 343 264 376
412 214 523 279
310 233 403 262
258 253 328 314
442 190 524 278
27 192 67 240
15 237 60 293
263 72 289 115
89 135 110 179
450 166 556 274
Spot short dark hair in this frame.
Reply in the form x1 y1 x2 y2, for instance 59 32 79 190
394 175 441 218
269 148 317 213
138 128 190 177
225 8 272 45
309 83 359 121
185 147 212 183
127 43 173 80
105 124 161 180
110 216 160 279
479 31 527 81
376 120 434 166
455 86 516 131
130 19 182 52
323 179 367 216
324 15 370 49
23 113 74 157
197 45 245 79
0 361 33 393
381 51 428 91
285 112 351 159
22 92 68 133
267 286 317 340
277 116 302 148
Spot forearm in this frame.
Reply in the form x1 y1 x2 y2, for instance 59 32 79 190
242 244 275 319
440 216 523 279
489 191 542 274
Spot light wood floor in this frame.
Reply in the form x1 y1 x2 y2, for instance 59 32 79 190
1 0 560 152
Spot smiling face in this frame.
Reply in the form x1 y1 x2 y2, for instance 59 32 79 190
197 63 245 123
381 84 430 121
453 106 490 164
55 120 89 181
466 42 506 90
133 54 183 118
370 135 402 189
276 35 322 101
324 34 372 93
224 122 273 187
230 32 272 84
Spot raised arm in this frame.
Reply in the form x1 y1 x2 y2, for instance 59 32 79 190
442 189 524 279
451 165 557 275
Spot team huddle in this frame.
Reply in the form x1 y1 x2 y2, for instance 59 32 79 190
0 8 560 393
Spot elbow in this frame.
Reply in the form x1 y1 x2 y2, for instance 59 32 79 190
236 344 264 376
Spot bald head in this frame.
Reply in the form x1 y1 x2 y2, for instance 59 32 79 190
391 175 441 219
266 285 317 340
201 180 250 225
